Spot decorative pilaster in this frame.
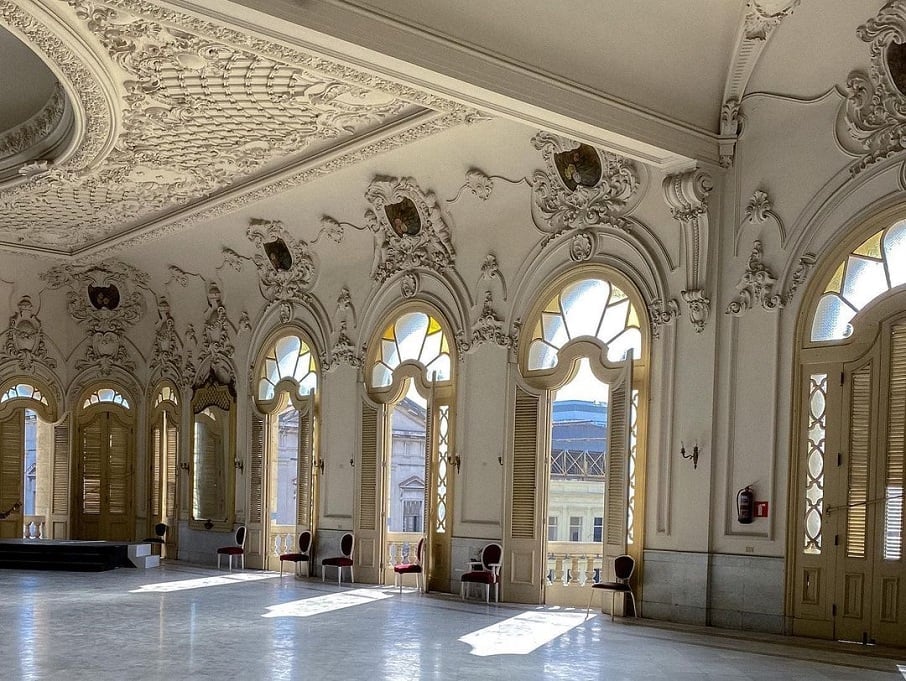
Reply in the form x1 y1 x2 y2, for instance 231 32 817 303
664 169 713 333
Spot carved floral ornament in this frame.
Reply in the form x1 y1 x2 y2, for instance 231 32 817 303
0 0 473 254
149 295 186 385
365 176 455 284
841 0 906 173
41 260 148 375
0 295 56 372
530 132 641 243
245 219 318 323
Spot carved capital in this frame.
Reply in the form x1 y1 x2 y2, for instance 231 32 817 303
648 298 680 340
681 289 711 334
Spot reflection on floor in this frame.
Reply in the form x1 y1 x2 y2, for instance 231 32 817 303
0 562 903 680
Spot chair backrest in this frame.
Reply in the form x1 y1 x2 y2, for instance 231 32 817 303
481 543 502 570
340 532 354 558
235 525 247 548
154 523 167 539
613 554 634 581
299 530 313 554
414 537 425 564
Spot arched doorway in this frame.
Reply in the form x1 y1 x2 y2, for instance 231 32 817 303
506 271 648 608
148 382 180 558
358 306 456 591
0 381 57 539
791 217 906 646
74 386 134 541
252 331 318 571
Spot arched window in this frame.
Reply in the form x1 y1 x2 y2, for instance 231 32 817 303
1 383 49 407
810 219 906 341
510 272 647 607
83 388 130 410
792 215 906 647
251 330 319 571
360 305 456 589
149 382 180 558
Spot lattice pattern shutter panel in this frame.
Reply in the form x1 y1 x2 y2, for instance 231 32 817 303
804 373 828 555
165 418 178 518
151 423 162 517
846 364 872 559
52 417 70 515
434 404 450 534
107 419 130 516
0 411 24 536
511 386 539 540
81 420 102 516
627 389 639 546
297 404 313 528
359 400 378 531
603 371 631 558
885 325 906 560
248 412 264 525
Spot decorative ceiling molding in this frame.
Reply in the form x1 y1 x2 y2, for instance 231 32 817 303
840 0 906 174
664 168 713 333
0 0 477 255
41 260 149 375
530 132 641 245
719 1 801 167
0 84 71 181
365 175 455 285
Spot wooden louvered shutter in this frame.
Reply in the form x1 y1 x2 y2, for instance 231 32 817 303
602 359 633 564
297 402 313 531
358 400 378 532
165 416 178 518
151 422 162 517
106 415 133 540
51 416 70 537
846 363 872 559
81 419 102 518
248 412 265 526
0 411 24 538
885 325 906 560
504 384 545 604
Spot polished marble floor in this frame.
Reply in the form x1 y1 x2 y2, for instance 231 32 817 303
0 562 904 680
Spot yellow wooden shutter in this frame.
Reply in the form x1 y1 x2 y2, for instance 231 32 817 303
81 418 102 516
603 360 632 560
359 400 378 531
297 402 313 529
511 386 540 539
107 417 130 516
846 363 872 559
248 412 264 525
884 324 906 560
165 416 178 518
151 422 162 517
52 416 70 517
0 411 24 538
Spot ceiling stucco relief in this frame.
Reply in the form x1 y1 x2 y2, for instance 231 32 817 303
840 0 906 174
719 1 801 167
41 260 149 375
324 286 362 370
0 0 476 256
149 294 186 387
0 83 70 181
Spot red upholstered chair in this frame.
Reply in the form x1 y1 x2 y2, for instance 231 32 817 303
460 542 502 603
392 537 425 593
280 530 313 578
216 525 247 571
585 554 638 620
321 532 354 584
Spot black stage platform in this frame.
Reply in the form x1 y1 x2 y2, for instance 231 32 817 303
0 539 142 571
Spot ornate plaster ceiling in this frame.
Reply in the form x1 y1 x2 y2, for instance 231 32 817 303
0 0 475 257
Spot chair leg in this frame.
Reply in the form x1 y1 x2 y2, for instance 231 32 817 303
322 567 326 582
610 592 616 622
484 584 489 603
629 591 638 618
217 554 221 570
585 588 595 618
337 566 341 585
460 582 465 600
350 566 354 583
280 561 284 577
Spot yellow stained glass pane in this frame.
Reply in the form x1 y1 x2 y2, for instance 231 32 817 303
543 299 560 314
628 305 640 329
853 230 883 259
825 262 845 294
427 316 442 335
610 285 628 302
382 324 395 342
440 334 449 354
309 356 317 372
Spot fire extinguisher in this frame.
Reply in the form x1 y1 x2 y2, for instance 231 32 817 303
737 486 755 524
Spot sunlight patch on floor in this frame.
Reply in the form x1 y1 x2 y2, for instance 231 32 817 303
458 609 587 656
261 587 393 618
129 571 279 593
898 663 906 679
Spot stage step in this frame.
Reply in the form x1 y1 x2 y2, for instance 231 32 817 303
127 543 159 569
0 539 146 572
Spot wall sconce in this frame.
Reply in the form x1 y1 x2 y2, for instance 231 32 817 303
234 457 244 473
349 457 355 468
203 519 214 530
179 462 190 472
314 458 324 473
446 453 461 474
680 442 699 469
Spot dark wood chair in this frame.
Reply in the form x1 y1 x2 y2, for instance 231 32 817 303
392 537 425 593
460 542 502 603
321 532 354 584
279 530 313 577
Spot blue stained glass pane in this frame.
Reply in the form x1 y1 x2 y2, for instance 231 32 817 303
528 340 558 370
607 328 642 362
426 354 451 381
884 220 906 288
372 364 393 388
258 380 275 402
275 335 301 379
540 311 568 347
811 294 856 341
297 372 317 397
420 329 442 366
381 338 400 369
598 298 630 344
842 255 888 310
562 280 608 339
396 313 429 362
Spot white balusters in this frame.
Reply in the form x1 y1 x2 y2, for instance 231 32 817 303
22 516 45 539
